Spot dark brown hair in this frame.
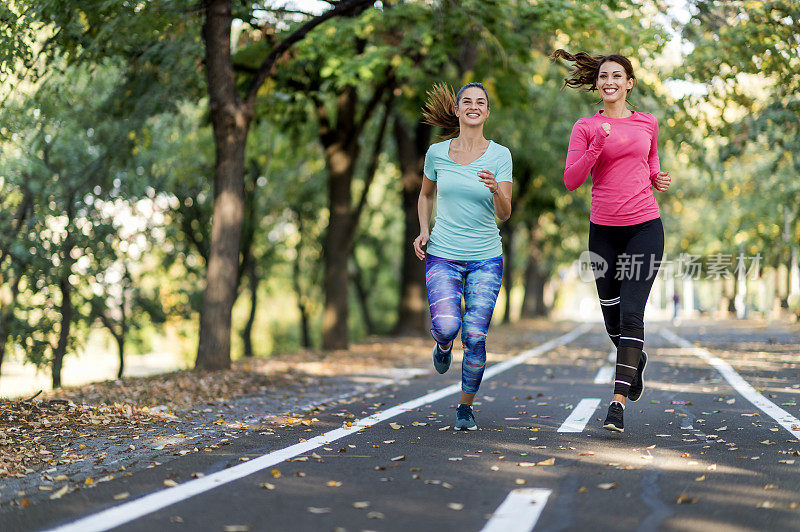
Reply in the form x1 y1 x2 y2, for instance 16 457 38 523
550 49 636 95
422 82 490 140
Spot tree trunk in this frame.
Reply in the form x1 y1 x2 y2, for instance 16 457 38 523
351 254 375 335
291 245 312 349
115 332 125 380
521 222 549 318
196 0 251 370
116 288 128 380
393 117 430 335
501 223 515 324
242 252 258 357
320 87 360 350
52 276 72 389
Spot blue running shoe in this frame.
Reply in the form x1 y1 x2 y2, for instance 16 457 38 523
454 404 477 431
432 343 452 374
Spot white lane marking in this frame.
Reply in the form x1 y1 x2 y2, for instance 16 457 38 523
594 366 614 384
558 398 601 433
661 328 800 439
45 325 591 532
481 488 552 532
607 349 615 362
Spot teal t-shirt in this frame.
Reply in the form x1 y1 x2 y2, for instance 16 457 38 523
423 139 513 261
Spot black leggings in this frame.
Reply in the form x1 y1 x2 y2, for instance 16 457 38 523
589 217 664 396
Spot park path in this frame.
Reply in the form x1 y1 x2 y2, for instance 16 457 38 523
3 319 800 531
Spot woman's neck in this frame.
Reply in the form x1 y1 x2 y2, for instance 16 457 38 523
454 126 487 150
602 100 632 119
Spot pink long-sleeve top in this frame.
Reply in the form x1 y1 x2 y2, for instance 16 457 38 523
564 110 661 226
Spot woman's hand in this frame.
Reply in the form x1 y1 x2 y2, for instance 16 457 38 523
478 169 498 193
413 231 429 260
654 170 671 191
600 122 611 135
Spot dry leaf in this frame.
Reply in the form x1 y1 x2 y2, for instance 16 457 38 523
307 507 331 514
353 501 370 509
260 483 275 490
114 492 130 500
448 503 464 511
367 512 385 519
163 480 179 487
676 494 696 504
270 469 281 478
326 481 342 487
50 485 69 500
578 452 594 456
223 526 251 532
389 423 402 430
515 478 527 485
390 455 405 462
537 458 555 466
598 482 618 490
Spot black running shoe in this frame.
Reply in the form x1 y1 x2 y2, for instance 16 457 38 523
454 404 477 431
628 351 647 402
603 402 624 432
432 343 452 374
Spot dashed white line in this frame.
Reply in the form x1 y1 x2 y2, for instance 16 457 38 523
558 398 601 433
661 328 800 439
43 324 591 532
481 488 552 532
593 366 614 384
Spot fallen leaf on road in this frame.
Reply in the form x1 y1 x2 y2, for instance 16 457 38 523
578 452 594 456
367 512 385 519
383 440 395 444
578 487 587 493
260 483 275 490
448 457 462 461
517 462 536 467
326 481 342 487
223 526 251 532
164 480 179 487
114 492 130 500
353 501 370 509
389 423 402 430
598 483 617 490
448 503 464 510
676 495 696 504
439 426 451 431
490 466 499 471
516 479 527 485
695 476 706 481
50 485 69 500
307 507 331 514
537 458 555 466
758 501 774 508
764 485 777 490
270 469 281 478
391 455 405 461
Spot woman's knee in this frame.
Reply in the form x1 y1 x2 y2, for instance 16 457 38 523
461 329 487 357
431 316 461 344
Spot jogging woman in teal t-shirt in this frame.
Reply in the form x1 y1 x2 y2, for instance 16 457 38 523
413 82 513 430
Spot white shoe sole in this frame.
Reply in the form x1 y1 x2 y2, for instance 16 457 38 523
603 423 624 433
454 425 478 431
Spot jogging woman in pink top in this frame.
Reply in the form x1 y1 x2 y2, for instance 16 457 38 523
552 50 672 433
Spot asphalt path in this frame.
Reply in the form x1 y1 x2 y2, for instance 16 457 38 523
5 322 800 532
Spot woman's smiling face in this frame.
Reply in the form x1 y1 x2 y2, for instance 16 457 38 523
456 86 490 126
597 61 634 104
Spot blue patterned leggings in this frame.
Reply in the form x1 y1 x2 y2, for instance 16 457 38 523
425 254 503 394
